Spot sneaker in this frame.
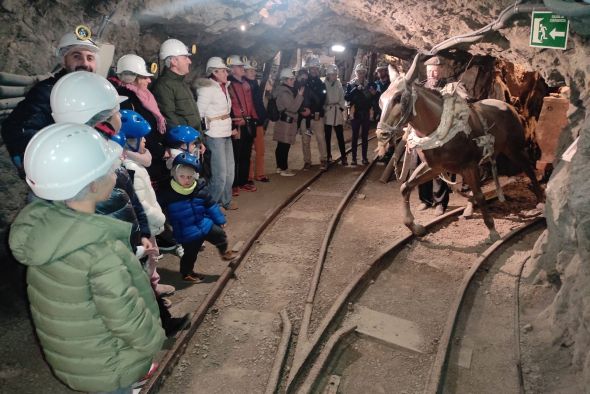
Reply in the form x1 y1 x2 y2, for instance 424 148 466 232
182 272 205 283
350 160 357 166
417 202 430 211
341 158 348 166
224 201 238 210
305 128 313 136
280 169 296 177
303 162 312 170
319 161 328 171
132 362 159 389
239 183 257 192
255 176 270 182
434 204 446 216
156 283 176 297
176 244 184 258
221 250 238 261
276 168 282 174
232 187 239 196
164 313 192 337
362 159 369 165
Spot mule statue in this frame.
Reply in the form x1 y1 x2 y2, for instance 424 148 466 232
376 63 544 242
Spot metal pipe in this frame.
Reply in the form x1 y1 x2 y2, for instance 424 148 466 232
0 72 48 86
544 0 590 16
0 86 28 99
0 97 24 110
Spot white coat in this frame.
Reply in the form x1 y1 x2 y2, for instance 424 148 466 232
324 79 346 126
194 78 233 138
123 158 166 236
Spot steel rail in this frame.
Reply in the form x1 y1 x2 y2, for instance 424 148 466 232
286 204 469 392
424 217 546 394
141 136 377 393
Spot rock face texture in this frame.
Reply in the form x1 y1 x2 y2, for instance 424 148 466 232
0 0 589 386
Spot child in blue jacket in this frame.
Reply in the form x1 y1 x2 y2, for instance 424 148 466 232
158 153 237 282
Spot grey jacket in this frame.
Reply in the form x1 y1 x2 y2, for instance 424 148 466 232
273 84 304 144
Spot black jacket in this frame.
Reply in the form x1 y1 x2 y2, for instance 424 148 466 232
1 69 67 162
303 76 326 116
95 167 151 249
246 78 267 124
345 79 375 114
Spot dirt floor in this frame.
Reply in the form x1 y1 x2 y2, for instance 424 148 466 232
0 123 568 394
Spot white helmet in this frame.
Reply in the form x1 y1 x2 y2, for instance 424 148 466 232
160 38 190 59
326 64 338 74
24 123 122 200
354 63 368 73
51 71 127 124
116 54 153 76
226 55 245 66
243 61 254 70
56 32 100 57
305 56 321 69
206 57 229 70
279 68 294 80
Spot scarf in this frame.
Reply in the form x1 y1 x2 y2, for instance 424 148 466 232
171 179 196 195
122 82 167 134
125 149 152 168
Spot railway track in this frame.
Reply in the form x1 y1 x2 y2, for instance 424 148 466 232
286 213 544 394
142 131 543 393
143 138 383 393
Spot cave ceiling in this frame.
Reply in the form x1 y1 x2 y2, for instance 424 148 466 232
134 0 537 62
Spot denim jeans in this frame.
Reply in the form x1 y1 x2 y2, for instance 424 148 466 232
205 136 235 208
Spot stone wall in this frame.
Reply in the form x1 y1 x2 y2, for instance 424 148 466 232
0 0 589 382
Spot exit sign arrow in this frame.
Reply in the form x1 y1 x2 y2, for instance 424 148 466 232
549 28 566 40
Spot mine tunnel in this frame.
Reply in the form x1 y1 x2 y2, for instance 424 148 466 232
0 1 589 393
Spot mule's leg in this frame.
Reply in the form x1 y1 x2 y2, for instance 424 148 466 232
490 158 505 202
503 148 545 204
462 165 500 243
401 162 440 236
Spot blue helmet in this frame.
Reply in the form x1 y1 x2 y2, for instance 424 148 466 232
172 152 201 172
120 110 151 152
110 131 127 148
166 125 201 148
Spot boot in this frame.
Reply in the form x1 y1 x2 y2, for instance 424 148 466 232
221 250 238 261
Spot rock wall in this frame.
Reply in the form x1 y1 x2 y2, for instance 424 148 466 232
0 0 589 383
525 30 590 385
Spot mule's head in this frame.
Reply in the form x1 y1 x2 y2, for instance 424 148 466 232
375 65 414 157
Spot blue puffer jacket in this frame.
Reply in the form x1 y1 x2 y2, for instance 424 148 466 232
157 178 226 244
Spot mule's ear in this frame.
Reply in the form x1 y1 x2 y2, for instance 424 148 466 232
388 65 398 80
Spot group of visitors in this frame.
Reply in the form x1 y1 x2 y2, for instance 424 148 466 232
1 26 396 394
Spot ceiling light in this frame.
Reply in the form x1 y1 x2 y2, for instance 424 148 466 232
240 24 246 32
331 44 345 52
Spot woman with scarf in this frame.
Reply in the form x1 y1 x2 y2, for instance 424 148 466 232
110 54 169 191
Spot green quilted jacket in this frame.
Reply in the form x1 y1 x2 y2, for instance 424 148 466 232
9 200 165 392
152 68 201 130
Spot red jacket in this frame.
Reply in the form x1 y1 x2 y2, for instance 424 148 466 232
228 75 258 126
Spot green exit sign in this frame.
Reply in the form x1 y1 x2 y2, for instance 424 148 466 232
530 11 569 50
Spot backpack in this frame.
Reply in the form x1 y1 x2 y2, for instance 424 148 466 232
266 95 281 122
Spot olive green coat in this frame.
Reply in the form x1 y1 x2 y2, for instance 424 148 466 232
9 200 165 392
152 68 202 130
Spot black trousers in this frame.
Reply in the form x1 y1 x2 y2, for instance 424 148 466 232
324 124 346 160
232 123 255 187
275 142 291 170
350 113 370 161
179 224 228 276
